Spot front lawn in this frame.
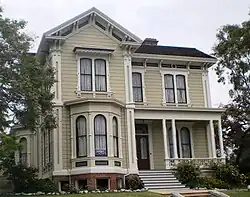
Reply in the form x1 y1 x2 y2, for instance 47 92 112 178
223 190 250 197
4 192 162 197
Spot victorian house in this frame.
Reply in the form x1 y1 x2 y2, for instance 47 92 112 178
15 7 225 190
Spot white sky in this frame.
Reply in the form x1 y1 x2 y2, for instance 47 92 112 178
1 0 249 107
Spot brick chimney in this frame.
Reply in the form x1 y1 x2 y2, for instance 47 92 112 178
142 38 159 46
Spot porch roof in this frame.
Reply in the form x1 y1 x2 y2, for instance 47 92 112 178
134 106 224 120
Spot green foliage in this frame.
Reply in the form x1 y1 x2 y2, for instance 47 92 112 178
213 13 250 173
35 179 58 193
175 161 201 187
125 174 144 190
199 177 229 189
211 163 246 188
0 6 55 133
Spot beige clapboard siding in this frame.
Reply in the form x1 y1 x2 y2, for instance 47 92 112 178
61 107 71 169
61 25 125 102
188 71 205 108
145 70 163 106
192 122 209 158
152 121 165 169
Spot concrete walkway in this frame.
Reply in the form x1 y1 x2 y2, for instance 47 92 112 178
150 188 209 195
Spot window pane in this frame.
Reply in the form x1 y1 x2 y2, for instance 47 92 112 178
80 58 92 91
80 59 92 74
132 73 142 87
76 116 86 136
112 117 118 136
132 73 143 102
177 90 187 103
95 76 107 91
113 137 118 157
133 87 143 102
180 127 191 158
176 75 185 89
164 74 174 88
95 136 107 156
95 59 106 75
78 136 87 157
165 89 175 103
140 137 148 159
94 115 106 135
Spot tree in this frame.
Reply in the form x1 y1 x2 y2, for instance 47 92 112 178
213 14 250 172
0 7 55 132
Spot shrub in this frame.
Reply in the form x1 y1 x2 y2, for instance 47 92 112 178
175 161 201 187
125 174 144 190
35 179 58 193
210 163 246 188
199 177 230 189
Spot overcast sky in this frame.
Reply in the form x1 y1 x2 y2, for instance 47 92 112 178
1 0 249 107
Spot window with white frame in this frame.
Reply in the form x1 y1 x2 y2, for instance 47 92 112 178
164 73 187 104
94 115 107 156
80 58 107 92
76 116 87 157
180 127 192 158
132 72 143 102
112 117 119 157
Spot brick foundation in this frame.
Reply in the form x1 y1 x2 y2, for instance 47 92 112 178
53 173 124 191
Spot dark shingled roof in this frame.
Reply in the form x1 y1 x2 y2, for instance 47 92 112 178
135 45 215 59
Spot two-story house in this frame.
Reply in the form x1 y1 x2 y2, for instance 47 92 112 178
15 7 225 191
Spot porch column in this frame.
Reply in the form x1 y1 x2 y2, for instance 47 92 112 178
209 120 217 158
218 119 225 158
171 119 178 159
162 119 169 168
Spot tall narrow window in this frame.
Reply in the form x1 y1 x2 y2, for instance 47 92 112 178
19 138 28 166
164 74 175 103
132 72 143 102
180 127 191 158
176 75 187 103
113 117 119 157
94 115 107 156
168 128 180 158
95 59 107 92
76 116 87 157
80 58 92 91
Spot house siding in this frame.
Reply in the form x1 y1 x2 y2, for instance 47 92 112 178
192 122 209 158
61 25 125 102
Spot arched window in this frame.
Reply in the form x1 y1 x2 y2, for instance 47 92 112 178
176 75 187 103
95 59 107 92
112 117 119 157
19 137 28 165
94 115 107 156
168 128 180 158
180 127 192 158
76 116 87 157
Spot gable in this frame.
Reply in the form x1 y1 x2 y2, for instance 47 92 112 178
38 7 142 56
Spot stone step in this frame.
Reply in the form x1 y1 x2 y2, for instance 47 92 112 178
143 180 180 184
146 185 186 190
139 172 174 176
139 174 175 178
145 182 182 187
182 191 210 197
141 177 177 181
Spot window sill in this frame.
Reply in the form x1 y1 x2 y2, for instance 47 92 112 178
162 102 191 107
76 91 113 98
134 102 148 106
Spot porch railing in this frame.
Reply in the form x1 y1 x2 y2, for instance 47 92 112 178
165 158 225 168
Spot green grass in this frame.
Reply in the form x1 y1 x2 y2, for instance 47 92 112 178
4 192 162 197
223 190 250 197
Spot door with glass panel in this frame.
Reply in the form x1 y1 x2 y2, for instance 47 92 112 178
135 124 150 170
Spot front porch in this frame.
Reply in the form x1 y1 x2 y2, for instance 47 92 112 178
134 108 225 170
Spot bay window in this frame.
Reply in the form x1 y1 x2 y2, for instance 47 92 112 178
94 115 107 156
76 116 87 157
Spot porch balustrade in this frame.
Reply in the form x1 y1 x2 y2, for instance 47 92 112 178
165 157 226 168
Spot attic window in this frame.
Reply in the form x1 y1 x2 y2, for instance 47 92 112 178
162 64 171 68
132 62 143 67
78 17 89 29
95 21 106 31
61 24 73 36
147 63 158 67
112 32 122 42
190 65 202 70
176 65 187 69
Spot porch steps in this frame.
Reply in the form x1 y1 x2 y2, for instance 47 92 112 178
139 170 186 190
181 191 210 197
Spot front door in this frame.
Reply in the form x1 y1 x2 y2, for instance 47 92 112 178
136 124 150 170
